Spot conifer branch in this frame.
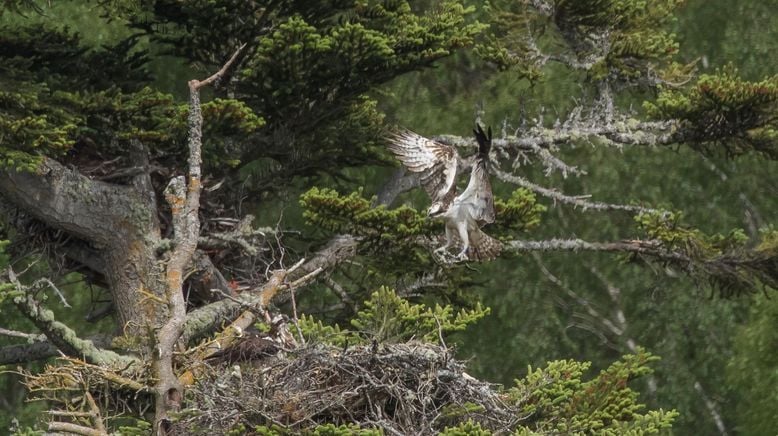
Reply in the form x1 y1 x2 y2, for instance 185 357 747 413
525 140 587 177
375 168 421 207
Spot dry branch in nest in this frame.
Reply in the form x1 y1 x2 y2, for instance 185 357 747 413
172 342 521 435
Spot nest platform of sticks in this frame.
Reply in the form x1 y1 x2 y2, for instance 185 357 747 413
173 341 522 435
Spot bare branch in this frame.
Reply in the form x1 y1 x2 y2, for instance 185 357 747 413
436 119 679 152
59 356 148 392
395 272 447 298
0 158 151 245
85 391 107 434
0 333 110 366
48 421 105 436
0 343 58 365
198 214 273 255
179 269 286 386
505 238 691 264
33 277 71 308
155 43 246 434
180 261 322 386
190 43 247 90
492 167 656 213
525 141 586 177
694 380 730 436
0 327 44 341
324 276 356 311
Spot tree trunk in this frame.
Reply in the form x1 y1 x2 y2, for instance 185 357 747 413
0 158 167 337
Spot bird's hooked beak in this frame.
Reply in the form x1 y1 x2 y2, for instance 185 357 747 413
427 203 444 217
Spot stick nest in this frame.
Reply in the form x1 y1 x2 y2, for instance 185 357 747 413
172 342 522 434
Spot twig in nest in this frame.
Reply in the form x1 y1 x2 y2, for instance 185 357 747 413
172 342 520 435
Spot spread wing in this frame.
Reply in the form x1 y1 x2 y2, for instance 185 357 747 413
457 125 495 225
387 130 458 203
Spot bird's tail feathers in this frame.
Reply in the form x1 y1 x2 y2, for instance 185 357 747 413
473 124 492 156
468 228 502 261
447 228 502 262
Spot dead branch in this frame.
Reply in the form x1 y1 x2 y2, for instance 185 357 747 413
694 380 730 436
0 327 44 341
190 43 247 90
56 357 148 393
85 391 107 434
435 119 678 152
181 235 359 345
153 43 247 434
505 238 691 263
374 168 421 207
180 261 323 386
0 342 59 365
48 421 105 436
44 390 108 436
492 167 656 214
179 269 286 386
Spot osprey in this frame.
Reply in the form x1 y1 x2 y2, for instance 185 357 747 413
387 124 502 261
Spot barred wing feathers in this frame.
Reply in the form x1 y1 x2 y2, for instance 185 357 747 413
387 131 458 203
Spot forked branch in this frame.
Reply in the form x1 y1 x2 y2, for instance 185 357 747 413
153 42 247 435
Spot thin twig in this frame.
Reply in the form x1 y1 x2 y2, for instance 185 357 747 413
34 277 71 308
191 43 247 90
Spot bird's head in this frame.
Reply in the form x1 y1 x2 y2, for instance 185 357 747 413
427 201 445 218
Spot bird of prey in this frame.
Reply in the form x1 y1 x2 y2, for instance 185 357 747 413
387 124 502 261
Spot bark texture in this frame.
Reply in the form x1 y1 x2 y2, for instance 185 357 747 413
0 158 165 334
